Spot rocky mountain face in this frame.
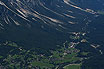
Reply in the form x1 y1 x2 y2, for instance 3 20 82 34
0 0 102 49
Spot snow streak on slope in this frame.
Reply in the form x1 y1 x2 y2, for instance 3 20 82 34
0 0 97 32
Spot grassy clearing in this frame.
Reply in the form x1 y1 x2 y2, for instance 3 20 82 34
64 64 81 69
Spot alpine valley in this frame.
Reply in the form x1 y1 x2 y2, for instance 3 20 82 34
0 0 104 69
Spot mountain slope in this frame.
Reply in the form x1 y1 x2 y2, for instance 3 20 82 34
0 0 97 49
